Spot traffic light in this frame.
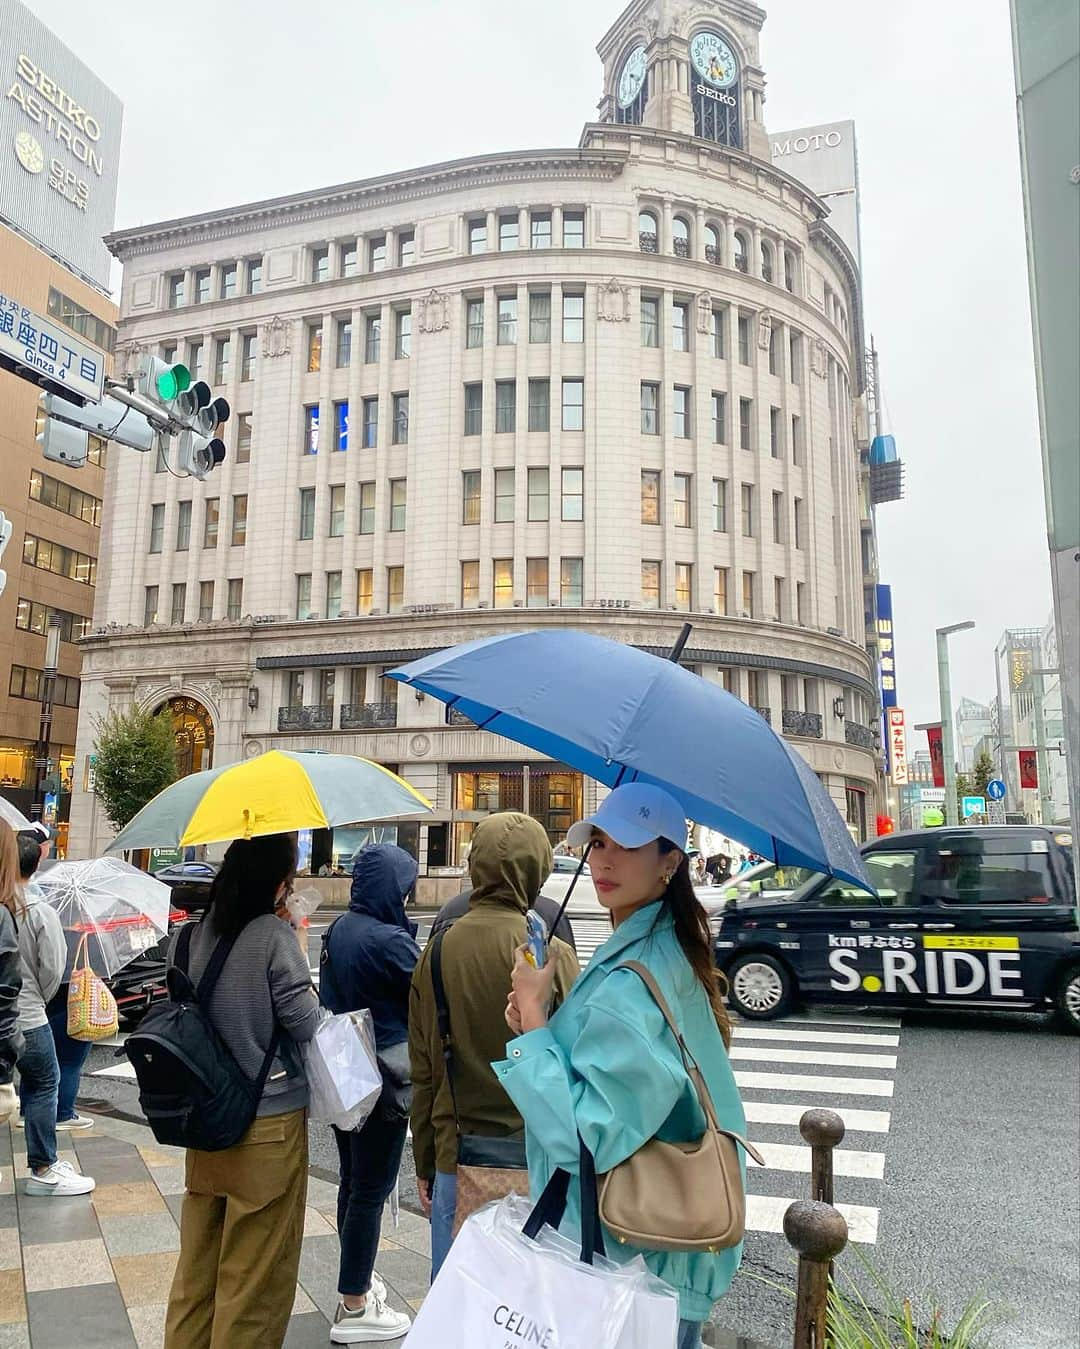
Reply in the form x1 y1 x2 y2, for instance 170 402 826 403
0 511 11 597
176 381 230 481
37 391 157 455
137 358 191 407
36 409 89 466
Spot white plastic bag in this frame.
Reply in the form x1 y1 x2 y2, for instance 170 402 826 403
404 1193 679 1349
303 1008 382 1131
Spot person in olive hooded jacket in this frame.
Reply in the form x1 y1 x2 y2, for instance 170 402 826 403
408 812 579 1280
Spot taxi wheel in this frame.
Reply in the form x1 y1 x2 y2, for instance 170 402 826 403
1053 965 1080 1035
727 953 795 1020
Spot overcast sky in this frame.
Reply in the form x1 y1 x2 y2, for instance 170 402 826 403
37 0 1052 735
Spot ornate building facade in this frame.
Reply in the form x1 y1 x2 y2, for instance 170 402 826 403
69 0 882 863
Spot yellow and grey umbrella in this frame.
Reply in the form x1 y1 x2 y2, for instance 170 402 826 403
105 750 431 852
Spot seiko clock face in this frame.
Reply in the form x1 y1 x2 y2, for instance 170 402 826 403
14 130 44 174
689 31 738 89
617 45 648 108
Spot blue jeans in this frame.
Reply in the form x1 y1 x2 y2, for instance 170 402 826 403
46 986 91 1122
429 1170 458 1283
17 1024 59 1172
677 1320 703 1349
333 1108 409 1297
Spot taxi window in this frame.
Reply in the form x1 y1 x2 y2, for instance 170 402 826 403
809 851 919 908
924 849 1057 905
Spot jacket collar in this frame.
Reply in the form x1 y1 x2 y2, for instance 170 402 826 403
576 899 672 992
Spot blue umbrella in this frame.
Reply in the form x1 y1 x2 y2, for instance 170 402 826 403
390 629 871 889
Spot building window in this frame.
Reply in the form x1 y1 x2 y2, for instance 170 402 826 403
641 469 660 524
789 331 802 383
672 215 691 258
369 235 387 272
529 292 551 343
462 470 481 525
15 599 90 644
240 332 257 381
712 391 727 444
307 323 322 373
742 571 755 617
527 467 549 521
395 309 411 359
227 578 243 620
672 301 690 352
359 481 376 535
466 298 484 348
199 580 214 622
231 494 248 546
674 563 692 611
741 484 754 537
21 536 96 584
526 557 548 607
640 382 659 434
325 571 342 619
219 263 238 299
674 473 692 527
768 326 780 376
561 467 583 520
711 477 728 533
171 583 186 624
329 485 346 537
213 336 231 384
340 240 358 277
734 231 749 273
464 383 483 435
639 210 658 252
149 503 165 553
334 400 349 451
9 666 79 707
562 293 584 343
203 498 219 549
468 218 487 254
531 212 552 249
499 214 519 251
335 319 352 368
791 414 802 465
362 397 378 449
641 560 660 608
356 569 373 615
167 274 184 308
392 393 409 444
640 295 659 348
310 246 329 283
785 250 798 293
176 500 192 551
560 557 583 606
527 378 550 432
389 479 407 532
797 581 807 624
772 490 784 543
711 307 726 358
493 558 513 608
714 567 729 615
705 223 721 265
195 269 211 304
186 340 203 380
494 467 515 523
770 407 782 458
673 386 691 438
28 470 102 526
761 241 775 284
497 296 517 345
364 314 381 363
387 566 405 613
461 560 480 608
304 405 320 455
774 577 785 622
561 379 584 431
562 212 585 248
246 259 262 293
398 231 415 267
144 586 159 626
739 398 753 450
794 497 805 549
495 380 516 434
738 314 751 365
296 574 312 620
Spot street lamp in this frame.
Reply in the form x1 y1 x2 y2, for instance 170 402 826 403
31 614 63 824
937 621 975 826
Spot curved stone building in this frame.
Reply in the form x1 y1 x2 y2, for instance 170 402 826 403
70 0 881 864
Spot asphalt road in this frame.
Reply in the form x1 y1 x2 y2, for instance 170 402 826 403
79 914 1079 1349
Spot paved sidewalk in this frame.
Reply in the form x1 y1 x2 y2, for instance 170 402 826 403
0 1114 426 1348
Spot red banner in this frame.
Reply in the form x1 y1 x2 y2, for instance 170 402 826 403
1019 749 1038 789
926 725 944 788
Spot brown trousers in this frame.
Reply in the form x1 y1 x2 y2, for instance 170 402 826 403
164 1108 308 1349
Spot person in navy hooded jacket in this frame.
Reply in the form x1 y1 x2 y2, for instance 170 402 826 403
320 843 419 1343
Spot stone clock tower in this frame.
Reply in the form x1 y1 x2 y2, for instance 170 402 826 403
596 0 770 160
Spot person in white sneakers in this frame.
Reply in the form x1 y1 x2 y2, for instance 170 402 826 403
6 830 94 1197
0 826 24 1186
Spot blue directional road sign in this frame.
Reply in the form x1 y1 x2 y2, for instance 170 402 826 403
962 795 987 819
986 779 1006 801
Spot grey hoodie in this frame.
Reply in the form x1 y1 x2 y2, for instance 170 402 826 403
15 882 67 1033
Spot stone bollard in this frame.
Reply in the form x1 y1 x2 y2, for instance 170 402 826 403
799 1107 845 1205
784 1199 849 1349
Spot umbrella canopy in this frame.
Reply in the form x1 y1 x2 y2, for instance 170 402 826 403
0 797 33 832
390 630 871 890
105 749 432 853
34 857 171 977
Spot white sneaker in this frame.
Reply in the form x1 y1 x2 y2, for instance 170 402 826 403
56 1114 96 1131
330 1289 412 1343
369 1273 387 1304
24 1159 96 1197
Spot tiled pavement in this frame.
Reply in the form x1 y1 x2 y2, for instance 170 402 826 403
0 1114 426 1348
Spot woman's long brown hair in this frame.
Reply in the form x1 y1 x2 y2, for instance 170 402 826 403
659 840 733 1048
0 825 23 919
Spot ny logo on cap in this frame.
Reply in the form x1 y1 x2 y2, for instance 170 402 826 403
639 807 651 819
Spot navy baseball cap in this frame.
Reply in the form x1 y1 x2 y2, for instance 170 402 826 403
566 783 688 852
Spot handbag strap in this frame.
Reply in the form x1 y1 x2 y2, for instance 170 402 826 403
522 1135 606 1265
429 928 461 1129
71 932 90 974
616 961 765 1168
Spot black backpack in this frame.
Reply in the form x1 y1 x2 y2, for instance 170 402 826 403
124 920 279 1151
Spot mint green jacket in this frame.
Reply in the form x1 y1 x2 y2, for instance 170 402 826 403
492 901 747 1322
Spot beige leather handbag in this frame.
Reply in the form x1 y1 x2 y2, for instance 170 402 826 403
598 961 765 1253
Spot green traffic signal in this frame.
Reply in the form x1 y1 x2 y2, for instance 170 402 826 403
155 363 191 401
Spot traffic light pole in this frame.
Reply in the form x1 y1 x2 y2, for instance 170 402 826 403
937 622 975 827
31 614 61 826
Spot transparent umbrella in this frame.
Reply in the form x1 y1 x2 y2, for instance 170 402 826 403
34 857 172 977
0 797 32 832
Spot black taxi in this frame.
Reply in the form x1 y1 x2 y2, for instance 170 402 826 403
713 826 1079 1032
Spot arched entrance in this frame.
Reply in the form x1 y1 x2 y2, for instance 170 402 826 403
159 696 215 778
